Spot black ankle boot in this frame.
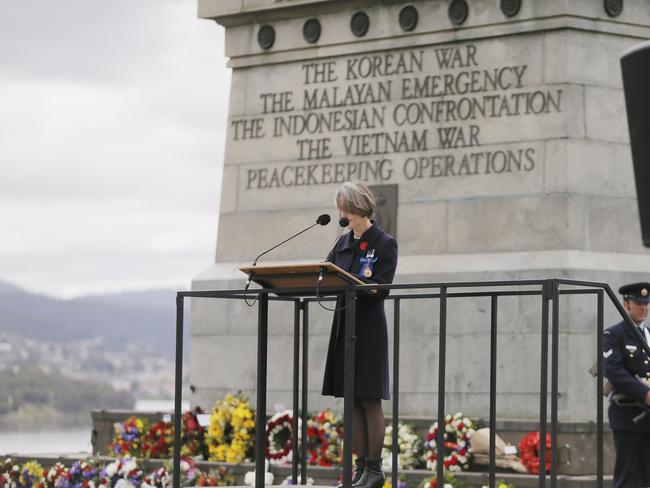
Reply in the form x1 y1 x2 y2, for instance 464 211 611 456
337 458 365 488
354 462 384 488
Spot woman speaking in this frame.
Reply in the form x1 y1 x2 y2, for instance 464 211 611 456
322 181 398 488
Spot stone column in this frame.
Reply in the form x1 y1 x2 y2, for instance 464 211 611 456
191 0 650 432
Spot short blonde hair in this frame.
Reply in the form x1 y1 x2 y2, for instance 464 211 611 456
335 181 376 218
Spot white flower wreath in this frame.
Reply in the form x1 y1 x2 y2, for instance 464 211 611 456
423 412 476 472
381 422 424 470
265 410 302 465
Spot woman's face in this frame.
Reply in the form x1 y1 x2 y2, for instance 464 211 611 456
338 206 366 229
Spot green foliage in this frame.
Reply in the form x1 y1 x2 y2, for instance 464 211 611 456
0 364 134 427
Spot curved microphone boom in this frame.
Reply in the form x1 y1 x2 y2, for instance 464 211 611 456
243 213 330 306
316 215 359 310
250 213 331 267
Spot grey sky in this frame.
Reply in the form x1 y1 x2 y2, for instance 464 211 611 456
0 0 229 297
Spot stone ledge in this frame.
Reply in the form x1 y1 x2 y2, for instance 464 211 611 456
192 250 650 284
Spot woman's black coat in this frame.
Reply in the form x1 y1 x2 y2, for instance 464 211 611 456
321 222 398 400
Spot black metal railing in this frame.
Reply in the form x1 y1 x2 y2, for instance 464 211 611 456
171 278 646 488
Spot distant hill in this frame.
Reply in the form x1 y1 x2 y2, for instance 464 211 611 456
0 281 188 358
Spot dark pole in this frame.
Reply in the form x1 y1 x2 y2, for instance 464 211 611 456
343 288 357 488
436 287 447 486
172 294 184 488
391 299 401 486
489 295 498 488
255 293 269 488
596 290 604 488
539 280 551 488
301 302 309 484
550 281 559 488
292 300 301 484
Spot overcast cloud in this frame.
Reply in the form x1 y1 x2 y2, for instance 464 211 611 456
0 0 229 297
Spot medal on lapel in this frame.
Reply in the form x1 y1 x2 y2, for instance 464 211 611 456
359 248 377 279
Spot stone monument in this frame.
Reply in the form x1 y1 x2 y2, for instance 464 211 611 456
190 0 650 471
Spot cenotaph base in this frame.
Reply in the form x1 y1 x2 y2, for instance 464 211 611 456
190 0 650 475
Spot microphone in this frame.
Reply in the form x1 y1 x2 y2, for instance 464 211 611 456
250 213 330 267
318 214 331 225
339 216 350 227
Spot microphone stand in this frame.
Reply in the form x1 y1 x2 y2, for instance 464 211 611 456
315 216 361 312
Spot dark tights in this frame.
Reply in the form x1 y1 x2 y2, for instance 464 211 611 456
352 398 385 461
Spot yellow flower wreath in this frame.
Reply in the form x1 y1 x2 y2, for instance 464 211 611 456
207 392 256 463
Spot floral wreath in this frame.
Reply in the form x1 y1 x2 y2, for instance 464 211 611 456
181 407 208 459
518 431 550 474
142 420 173 459
2 458 44 488
110 416 148 458
419 472 460 488
207 392 256 463
6 456 235 488
424 412 476 472
266 410 301 465
381 422 424 470
100 456 144 487
305 410 344 467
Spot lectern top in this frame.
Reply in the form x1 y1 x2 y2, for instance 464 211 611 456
239 261 368 295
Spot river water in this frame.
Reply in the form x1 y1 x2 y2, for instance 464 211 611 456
0 428 92 456
0 400 188 457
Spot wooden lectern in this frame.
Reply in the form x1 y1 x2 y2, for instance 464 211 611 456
239 261 368 294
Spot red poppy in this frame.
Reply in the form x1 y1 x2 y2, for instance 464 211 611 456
359 241 368 251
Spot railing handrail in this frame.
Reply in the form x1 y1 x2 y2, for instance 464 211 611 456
172 277 640 488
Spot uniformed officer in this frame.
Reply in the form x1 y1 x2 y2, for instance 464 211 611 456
603 282 650 488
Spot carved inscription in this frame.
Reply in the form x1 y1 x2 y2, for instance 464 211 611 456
230 44 563 190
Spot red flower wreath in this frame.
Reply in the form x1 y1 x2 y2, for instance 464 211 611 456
518 431 551 474
182 408 208 458
265 410 300 465
305 410 343 466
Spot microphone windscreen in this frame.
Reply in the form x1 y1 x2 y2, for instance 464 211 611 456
317 214 331 225
339 217 350 227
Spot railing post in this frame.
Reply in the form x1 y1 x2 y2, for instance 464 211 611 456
301 301 310 484
539 280 553 488
292 300 301 485
343 288 357 488
489 295 498 488
391 299 401 486
550 280 559 488
436 286 447 486
596 290 604 488
255 293 269 488
172 294 184 488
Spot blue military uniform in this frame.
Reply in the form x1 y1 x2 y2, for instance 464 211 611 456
603 282 650 488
